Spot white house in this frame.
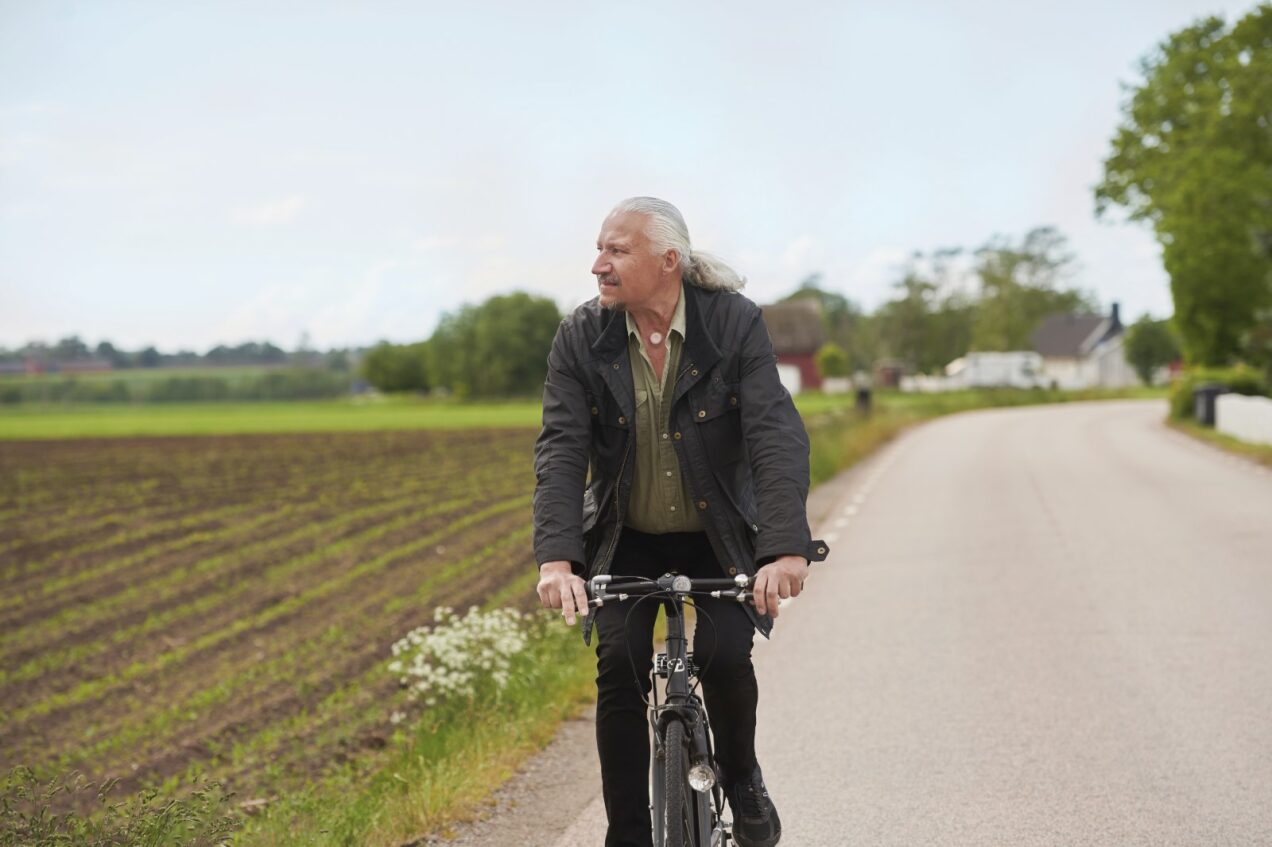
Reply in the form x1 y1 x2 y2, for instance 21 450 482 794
943 351 1046 389
1030 304 1138 390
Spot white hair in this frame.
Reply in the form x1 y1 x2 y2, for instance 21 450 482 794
609 196 746 292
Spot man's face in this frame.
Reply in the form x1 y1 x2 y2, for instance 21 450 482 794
591 212 671 310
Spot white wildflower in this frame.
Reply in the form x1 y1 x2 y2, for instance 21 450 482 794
387 605 532 711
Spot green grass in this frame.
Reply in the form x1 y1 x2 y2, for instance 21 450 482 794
231 618 596 847
0 386 1167 440
801 386 1166 485
0 366 283 386
0 397 543 439
1170 420 1272 467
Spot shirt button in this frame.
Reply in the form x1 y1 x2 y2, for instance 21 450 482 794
618 415 626 425
590 406 599 415
673 432 682 440
665 471 672 477
662 432 669 440
669 505 677 512
697 500 707 510
691 368 699 376
729 396 738 406
612 362 620 370
818 546 827 555
728 567 737 575
697 410 706 419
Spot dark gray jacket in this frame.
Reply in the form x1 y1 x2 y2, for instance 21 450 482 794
532 282 828 641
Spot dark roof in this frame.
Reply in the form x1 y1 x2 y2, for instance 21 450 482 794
1031 314 1107 358
761 301 825 355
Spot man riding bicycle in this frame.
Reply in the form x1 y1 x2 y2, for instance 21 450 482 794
534 196 828 847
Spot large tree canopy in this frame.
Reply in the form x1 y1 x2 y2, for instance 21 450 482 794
971 227 1096 352
430 291 562 397
1096 5 1272 366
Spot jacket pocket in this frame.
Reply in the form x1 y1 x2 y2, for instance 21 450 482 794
691 380 743 467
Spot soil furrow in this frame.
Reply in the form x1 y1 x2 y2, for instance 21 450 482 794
0 427 540 821
4 511 534 767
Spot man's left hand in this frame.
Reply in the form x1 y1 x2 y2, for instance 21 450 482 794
752 555 809 618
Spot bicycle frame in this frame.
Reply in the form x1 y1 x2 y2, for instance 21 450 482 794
652 590 717 846
588 572 753 847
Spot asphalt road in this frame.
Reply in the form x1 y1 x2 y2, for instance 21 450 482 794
752 400 1272 845
462 400 1272 847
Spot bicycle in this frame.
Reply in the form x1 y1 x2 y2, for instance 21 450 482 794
587 571 757 847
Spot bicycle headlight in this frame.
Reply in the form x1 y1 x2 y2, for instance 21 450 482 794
688 762 716 793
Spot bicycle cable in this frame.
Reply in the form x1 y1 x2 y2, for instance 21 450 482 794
681 593 720 702
616 580 664 710
612 583 734 710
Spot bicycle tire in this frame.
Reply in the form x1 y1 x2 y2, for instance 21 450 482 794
661 718 698 847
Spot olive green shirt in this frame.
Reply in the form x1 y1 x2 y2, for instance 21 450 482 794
623 283 703 533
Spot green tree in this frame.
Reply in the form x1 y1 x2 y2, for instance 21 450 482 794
1096 5 1272 365
814 342 850 378
1124 315 1182 384
52 335 91 362
94 341 129 368
1248 313 1272 381
874 271 938 369
361 341 429 392
873 251 976 372
429 291 562 397
780 274 875 369
971 227 1096 351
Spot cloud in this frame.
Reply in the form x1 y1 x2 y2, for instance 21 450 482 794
0 102 67 119
307 260 404 345
205 281 314 346
413 235 455 251
411 232 505 253
233 194 307 226
782 235 817 271
0 130 44 168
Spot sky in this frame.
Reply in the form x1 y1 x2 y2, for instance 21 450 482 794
0 0 1260 353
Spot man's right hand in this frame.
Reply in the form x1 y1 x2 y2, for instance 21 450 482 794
536 561 590 626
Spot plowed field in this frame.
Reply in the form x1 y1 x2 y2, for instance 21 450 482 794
0 429 541 815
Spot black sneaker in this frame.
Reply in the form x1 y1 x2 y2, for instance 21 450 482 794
724 763 781 847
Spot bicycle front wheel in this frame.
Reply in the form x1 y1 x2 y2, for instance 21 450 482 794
661 718 698 847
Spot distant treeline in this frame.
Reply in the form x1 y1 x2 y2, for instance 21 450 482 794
0 369 353 405
0 337 356 371
361 229 1153 396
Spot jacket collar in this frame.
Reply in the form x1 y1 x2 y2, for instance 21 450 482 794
678 281 723 379
590 280 722 370
589 281 723 414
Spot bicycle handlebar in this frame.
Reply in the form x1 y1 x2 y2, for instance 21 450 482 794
587 572 756 608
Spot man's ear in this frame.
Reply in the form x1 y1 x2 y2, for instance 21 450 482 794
661 248 680 275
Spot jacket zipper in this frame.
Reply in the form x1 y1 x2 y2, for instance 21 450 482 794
597 431 633 577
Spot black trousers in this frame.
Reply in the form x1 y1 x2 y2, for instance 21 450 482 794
593 526 759 847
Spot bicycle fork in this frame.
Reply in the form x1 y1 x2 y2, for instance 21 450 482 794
651 600 731 846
